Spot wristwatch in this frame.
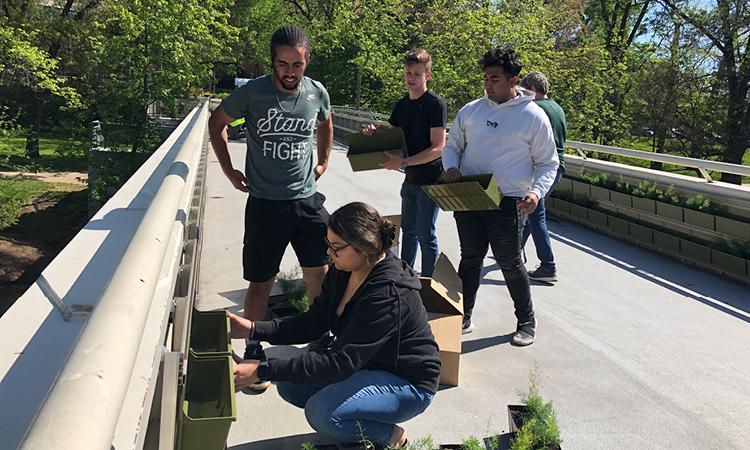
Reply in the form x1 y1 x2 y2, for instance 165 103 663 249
256 353 270 382
400 158 409 170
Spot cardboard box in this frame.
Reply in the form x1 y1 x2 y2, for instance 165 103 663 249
419 253 463 386
422 174 502 211
346 127 407 171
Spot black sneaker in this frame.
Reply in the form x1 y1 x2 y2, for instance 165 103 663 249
528 265 557 282
511 319 536 347
461 318 475 335
240 340 271 394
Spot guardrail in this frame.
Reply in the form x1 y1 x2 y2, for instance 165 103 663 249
0 100 209 450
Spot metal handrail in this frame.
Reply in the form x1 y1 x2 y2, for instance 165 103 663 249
20 101 209 450
566 141 750 181
331 106 749 182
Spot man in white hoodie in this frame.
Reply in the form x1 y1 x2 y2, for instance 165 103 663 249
442 48 558 346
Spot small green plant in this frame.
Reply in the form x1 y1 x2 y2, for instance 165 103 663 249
510 370 562 450
460 436 484 450
277 266 309 314
300 443 318 450
403 436 435 450
684 194 711 211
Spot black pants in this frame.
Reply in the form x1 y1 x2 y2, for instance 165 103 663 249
454 197 534 328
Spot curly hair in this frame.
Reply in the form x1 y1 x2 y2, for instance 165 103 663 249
520 72 549 95
270 24 311 62
480 48 522 77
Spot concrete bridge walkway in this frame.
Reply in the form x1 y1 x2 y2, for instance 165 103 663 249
197 138 750 449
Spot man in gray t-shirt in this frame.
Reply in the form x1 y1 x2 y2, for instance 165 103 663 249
208 25 333 338
221 74 330 200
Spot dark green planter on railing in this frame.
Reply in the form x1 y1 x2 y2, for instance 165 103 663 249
422 174 501 211
180 355 236 450
189 310 231 359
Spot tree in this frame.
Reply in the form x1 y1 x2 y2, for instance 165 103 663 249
658 0 750 184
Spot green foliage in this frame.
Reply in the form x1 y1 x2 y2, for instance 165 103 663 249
277 266 309 314
510 371 561 450
0 176 81 230
577 171 718 214
299 442 318 450
0 133 88 172
403 436 435 450
460 436 484 450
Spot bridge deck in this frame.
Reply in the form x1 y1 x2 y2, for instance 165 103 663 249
197 139 750 449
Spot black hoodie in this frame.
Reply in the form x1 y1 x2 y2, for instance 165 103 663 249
253 253 442 394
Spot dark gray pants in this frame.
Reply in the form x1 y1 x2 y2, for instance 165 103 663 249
454 197 534 329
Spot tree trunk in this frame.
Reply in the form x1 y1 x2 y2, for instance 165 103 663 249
25 91 41 158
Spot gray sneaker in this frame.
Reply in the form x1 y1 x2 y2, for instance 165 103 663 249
511 319 536 346
528 265 557 282
461 318 475 335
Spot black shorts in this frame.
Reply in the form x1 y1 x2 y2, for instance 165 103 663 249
243 192 331 282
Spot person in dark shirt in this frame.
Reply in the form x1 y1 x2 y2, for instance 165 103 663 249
363 48 448 277
229 202 441 448
519 72 567 283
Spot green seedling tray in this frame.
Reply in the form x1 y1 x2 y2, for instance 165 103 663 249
346 127 406 171
422 174 502 211
180 355 236 450
189 310 231 359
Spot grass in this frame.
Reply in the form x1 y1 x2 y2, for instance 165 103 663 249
0 175 85 230
0 133 88 173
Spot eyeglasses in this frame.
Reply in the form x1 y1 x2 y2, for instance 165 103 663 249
325 238 350 257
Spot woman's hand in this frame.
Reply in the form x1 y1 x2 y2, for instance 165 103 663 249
232 351 260 390
228 312 254 339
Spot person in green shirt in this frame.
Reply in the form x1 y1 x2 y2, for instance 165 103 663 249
519 72 567 282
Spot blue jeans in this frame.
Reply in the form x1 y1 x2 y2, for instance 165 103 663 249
521 167 564 269
400 182 439 277
276 370 434 445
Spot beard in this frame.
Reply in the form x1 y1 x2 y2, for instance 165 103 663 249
273 68 301 92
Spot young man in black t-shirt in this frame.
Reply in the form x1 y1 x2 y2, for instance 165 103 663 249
363 48 447 276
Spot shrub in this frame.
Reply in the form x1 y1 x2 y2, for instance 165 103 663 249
277 266 309 314
510 371 562 450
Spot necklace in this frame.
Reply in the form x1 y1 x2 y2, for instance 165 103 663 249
273 79 303 113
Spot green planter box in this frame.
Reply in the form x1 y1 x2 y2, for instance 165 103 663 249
588 209 608 228
711 250 748 278
629 223 654 244
422 174 501 211
632 197 656 215
557 177 573 193
654 230 680 254
346 127 406 171
590 185 610 202
189 310 231 359
684 209 715 231
715 216 750 241
180 355 236 450
571 180 590 197
679 239 711 264
608 216 629 236
569 204 588 220
551 198 571 214
656 202 683 222
610 191 632 208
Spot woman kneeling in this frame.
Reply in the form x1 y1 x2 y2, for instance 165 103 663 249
229 201 441 448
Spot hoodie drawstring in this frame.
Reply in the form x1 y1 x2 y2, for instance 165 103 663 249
393 282 402 367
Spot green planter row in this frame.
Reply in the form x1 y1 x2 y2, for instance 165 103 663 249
422 174 501 211
180 354 236 450
561 178 750 242
189 310 231 359
549 197 750 284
